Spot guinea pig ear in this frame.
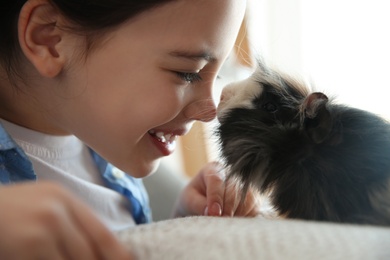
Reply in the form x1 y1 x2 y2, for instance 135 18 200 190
301 92 332 144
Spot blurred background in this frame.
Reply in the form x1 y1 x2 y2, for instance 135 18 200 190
156 0 390 179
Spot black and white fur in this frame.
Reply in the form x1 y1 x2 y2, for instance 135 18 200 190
216 60 390 226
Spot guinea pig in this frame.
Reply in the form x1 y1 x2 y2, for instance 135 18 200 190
216 60 390 226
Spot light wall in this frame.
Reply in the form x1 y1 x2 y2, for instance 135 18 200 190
249 0 390 119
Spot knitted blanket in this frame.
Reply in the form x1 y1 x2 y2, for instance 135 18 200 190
117 216 390 260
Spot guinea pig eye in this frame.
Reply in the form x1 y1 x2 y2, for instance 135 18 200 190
263 102 278 113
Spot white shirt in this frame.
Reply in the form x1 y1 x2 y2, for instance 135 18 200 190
0 119 136 231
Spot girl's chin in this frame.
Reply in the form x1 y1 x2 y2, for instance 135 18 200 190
126 159 161 178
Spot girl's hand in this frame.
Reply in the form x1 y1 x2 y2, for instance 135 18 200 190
0 182 132 260
173 162 260 218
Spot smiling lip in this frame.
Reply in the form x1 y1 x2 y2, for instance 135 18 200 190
148 128 188 156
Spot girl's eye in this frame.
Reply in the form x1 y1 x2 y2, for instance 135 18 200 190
176 72 202 83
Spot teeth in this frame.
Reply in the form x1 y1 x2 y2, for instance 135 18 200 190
149 130 176 143
156 132 166 143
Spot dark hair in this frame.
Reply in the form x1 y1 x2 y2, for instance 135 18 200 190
0 0 175 82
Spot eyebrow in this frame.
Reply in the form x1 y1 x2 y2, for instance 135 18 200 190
169 50 216 62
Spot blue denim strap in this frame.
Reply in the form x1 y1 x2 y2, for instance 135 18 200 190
0 124 36 183
0 148 36 183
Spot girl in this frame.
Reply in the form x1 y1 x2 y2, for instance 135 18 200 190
0 0 257 259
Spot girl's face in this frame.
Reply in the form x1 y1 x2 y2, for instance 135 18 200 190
33 0 246 177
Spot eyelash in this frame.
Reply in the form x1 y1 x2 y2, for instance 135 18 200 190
176 72 203 83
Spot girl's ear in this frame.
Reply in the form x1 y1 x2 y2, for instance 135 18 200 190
18 0 65 78
301 92 332 144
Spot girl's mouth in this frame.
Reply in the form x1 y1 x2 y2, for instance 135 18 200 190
148 130 177 144
148 130 178 156
148 126 190 156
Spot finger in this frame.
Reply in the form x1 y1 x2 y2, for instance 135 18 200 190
204 163 225 216
244 192 262 217
66 195 132 260
33 183 102 260
32 191 99 260
19 227 66 260
177 186 207 217
40 243 66 260
221 179 240 216
235 198 260 217
246 206 261 217
57 213 97 260
233 186 261 217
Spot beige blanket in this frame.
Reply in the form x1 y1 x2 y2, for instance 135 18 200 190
117 216 390 260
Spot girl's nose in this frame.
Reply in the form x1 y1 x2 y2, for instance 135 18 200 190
184 98 217 122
